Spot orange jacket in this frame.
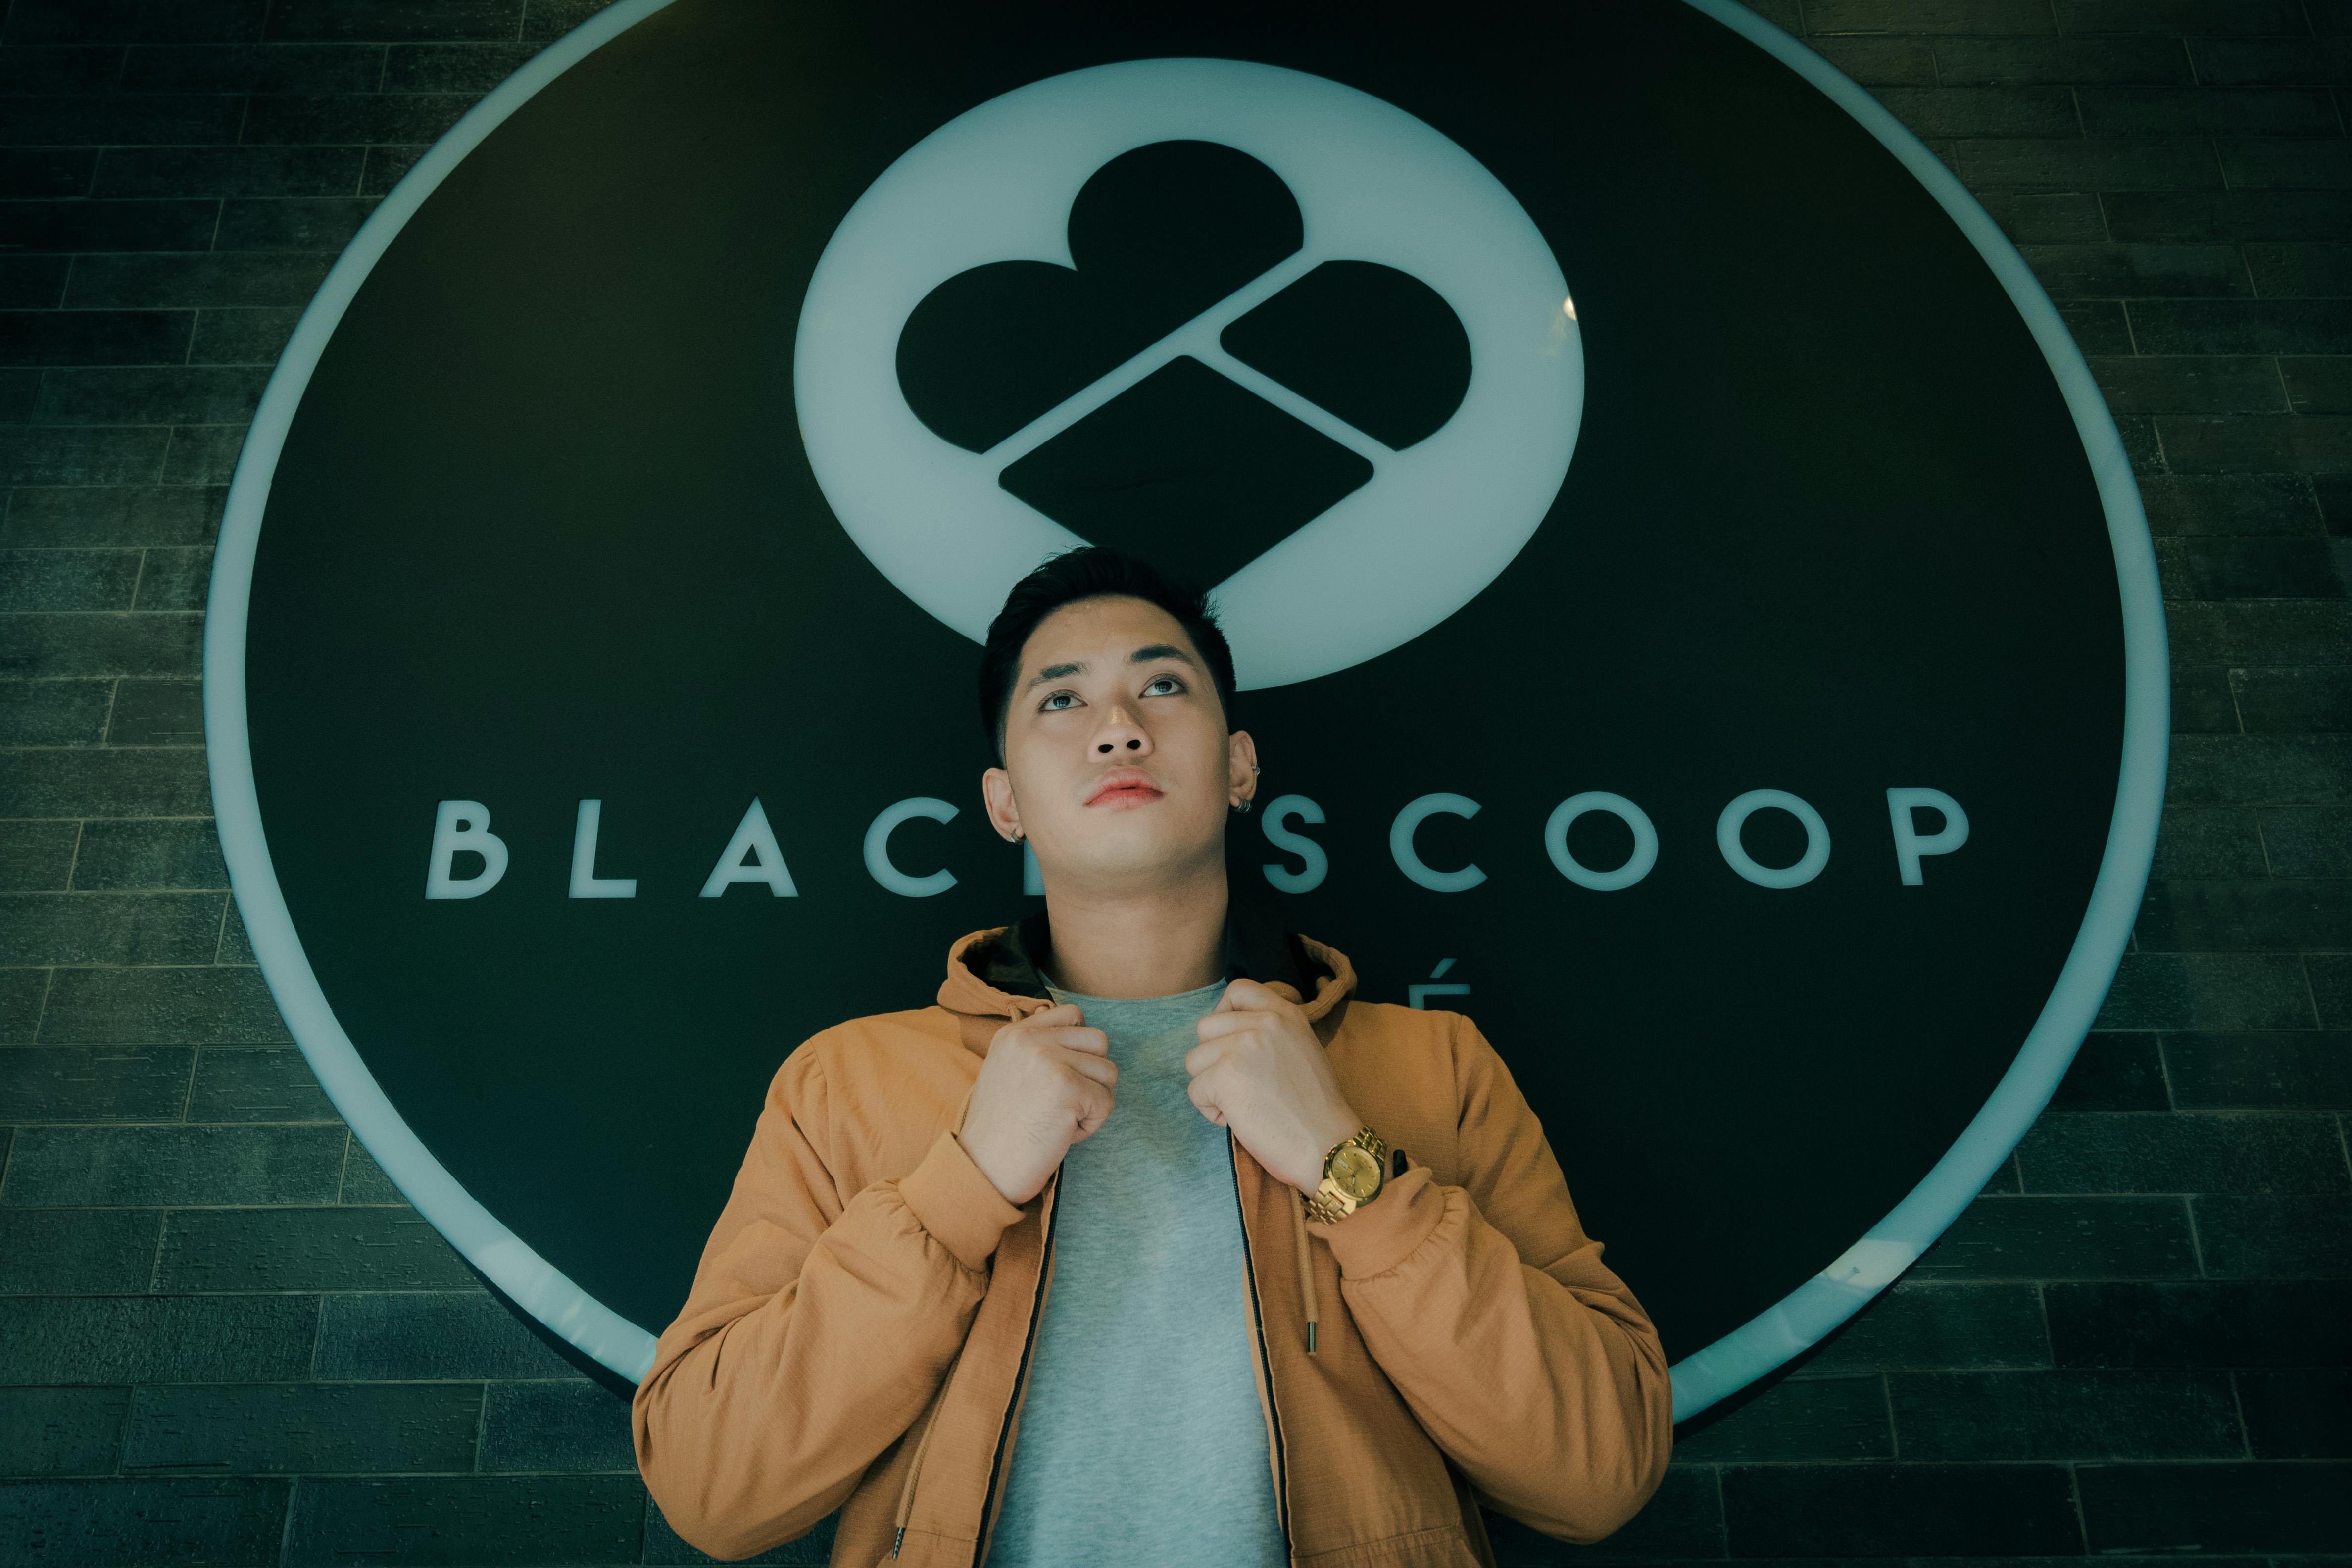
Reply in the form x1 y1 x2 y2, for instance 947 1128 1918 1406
633 914 1673 1566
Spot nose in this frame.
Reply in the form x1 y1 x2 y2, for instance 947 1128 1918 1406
1093 701 1151 757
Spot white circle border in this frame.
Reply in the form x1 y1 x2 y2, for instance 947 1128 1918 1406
201 0 2168 1419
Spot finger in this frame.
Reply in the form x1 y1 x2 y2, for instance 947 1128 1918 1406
1070 1082 1115 1141
1219 978 1277 1011
1185 1067 1224 1116
1055 1048 1119 1087
1026 1002 1083 1028
1192 1011 1259 1044
1041 1026 1110 1056
1182 1038 1226 1078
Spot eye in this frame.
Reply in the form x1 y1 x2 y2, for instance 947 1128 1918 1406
1142 675 1183 696
1038 689 1079 712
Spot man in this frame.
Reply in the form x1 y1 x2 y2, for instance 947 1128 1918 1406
633 547 1673 1565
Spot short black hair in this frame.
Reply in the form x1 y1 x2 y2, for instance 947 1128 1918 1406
978 546 1237 766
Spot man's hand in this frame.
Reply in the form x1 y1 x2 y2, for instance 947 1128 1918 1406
1185 979 1362 1194
958 1003 1116 1205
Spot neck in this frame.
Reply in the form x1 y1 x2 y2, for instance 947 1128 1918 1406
1037 856 1229 999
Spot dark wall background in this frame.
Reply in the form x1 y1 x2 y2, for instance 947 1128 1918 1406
0 0 2345 1561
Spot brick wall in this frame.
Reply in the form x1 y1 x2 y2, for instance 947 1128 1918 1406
0 0 2345 1561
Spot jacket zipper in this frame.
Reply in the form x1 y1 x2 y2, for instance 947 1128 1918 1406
892 1169 1061 1564
1229 1135 1295 1557
888 1353 958 1560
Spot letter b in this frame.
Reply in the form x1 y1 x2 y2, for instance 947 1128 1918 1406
426 800 509 899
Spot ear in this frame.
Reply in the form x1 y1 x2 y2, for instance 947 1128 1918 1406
1227 729 1259 810
981 765 1023 843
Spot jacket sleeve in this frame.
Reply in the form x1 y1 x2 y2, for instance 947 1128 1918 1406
1315 1012 1675 1545
631 1044 1023 1561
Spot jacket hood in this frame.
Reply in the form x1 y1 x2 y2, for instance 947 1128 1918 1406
937 895 1357 1042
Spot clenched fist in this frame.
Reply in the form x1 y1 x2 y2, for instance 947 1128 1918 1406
959 1003 1117 1204
1185 979 1362 1195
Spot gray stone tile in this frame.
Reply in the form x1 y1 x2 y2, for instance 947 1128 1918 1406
159 425 246 485
0 488 221 550
39 965 288 1044
0 1387 130 1477
2194 1193 2352 1276
0 1123 346 1206
0 550 141 613
122 1382 483 1475
0 1045 194 1121
2237 1367 2352 1457
0 613 203 681
2046 1278 2351 1367
0 968 46 1043
0 679 110 745
157 1206 475 1292
0 821 81 893
2048 1033 2172 1112
2260 808 2352 875
1888 1368 2242 1459
185 1046 336 1122
0 1295 318 1383
0 1477 290 1566
478 1380 637 1473
2078 1458 2352 1554
0 1208 161 1294
1806 1288 2051 1372
0 891 228 964
314 1292 577 1381
337 1140 404 1204
69 820 225 891
1671 1374 1892 1462
2164 1032 2352 1110
2016 1110 2350 1194
2151 808 2266 880
105 677 203 746
286 1474 643 1566
1910 1194 2200 1279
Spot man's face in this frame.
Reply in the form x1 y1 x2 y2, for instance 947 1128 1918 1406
982 594 1256 894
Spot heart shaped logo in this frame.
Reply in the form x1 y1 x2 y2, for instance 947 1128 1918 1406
797 59 1581 690
897 141 1473 589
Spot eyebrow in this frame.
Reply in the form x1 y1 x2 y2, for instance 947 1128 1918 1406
1020 644 1200 693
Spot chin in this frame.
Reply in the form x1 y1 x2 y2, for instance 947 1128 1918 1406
1055 819 1222 885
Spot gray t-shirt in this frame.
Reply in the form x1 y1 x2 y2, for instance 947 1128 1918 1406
986 978 1289 1567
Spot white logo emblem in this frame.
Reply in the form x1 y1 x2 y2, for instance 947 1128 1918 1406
795 57 1582 690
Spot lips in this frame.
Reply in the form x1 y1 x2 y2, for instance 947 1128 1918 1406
1084 768 1165 808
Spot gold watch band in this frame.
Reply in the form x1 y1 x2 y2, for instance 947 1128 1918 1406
1303 1126 1388 1224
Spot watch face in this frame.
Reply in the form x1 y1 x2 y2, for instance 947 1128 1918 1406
1331 1144 1383 1199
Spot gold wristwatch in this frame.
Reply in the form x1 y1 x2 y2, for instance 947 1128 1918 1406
1304 1126 1389 1224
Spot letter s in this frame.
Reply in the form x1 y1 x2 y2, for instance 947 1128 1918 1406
1261 794 1329 894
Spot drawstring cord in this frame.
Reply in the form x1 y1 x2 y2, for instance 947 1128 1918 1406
1289 1192 1319 1355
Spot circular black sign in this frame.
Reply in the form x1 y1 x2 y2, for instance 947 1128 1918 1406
207 0 2163 1416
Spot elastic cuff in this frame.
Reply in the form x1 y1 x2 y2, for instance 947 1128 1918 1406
897 1127 1025 1272
1315 1164 1447 1279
